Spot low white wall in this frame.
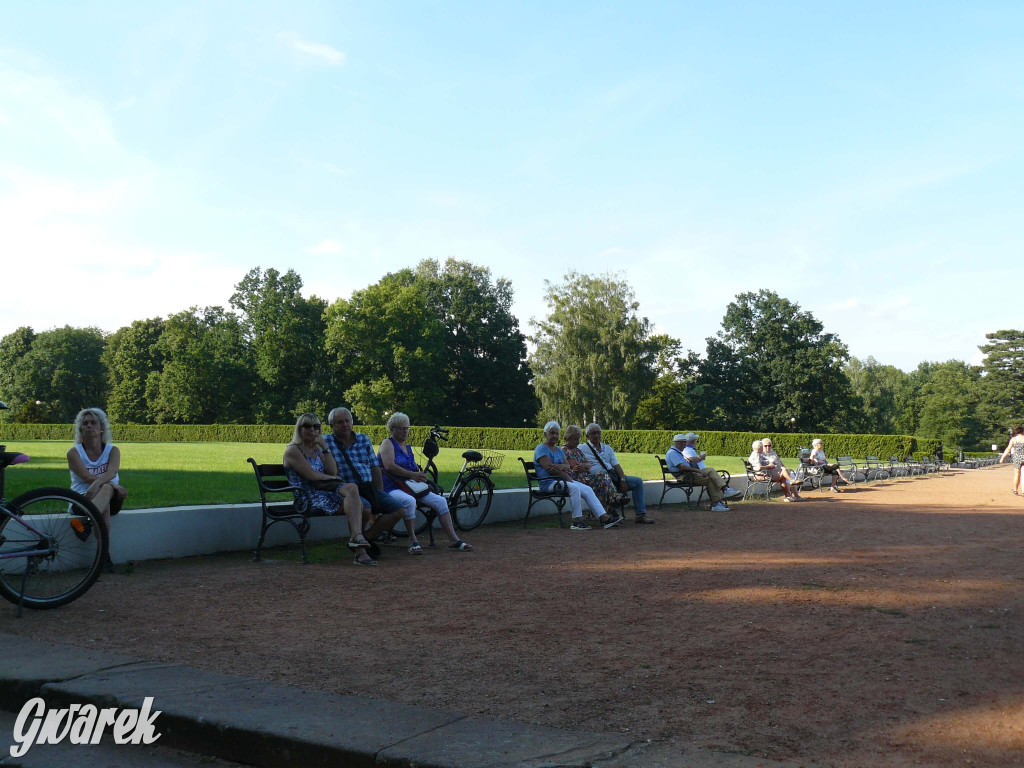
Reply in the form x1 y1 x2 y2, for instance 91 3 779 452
109 479 725 563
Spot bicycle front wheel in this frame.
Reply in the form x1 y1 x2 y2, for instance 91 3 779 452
0 488 107 610
449 472 493 531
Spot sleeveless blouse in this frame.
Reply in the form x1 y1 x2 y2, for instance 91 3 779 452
69 443 119 495
381 438 419 493
286 450 341 514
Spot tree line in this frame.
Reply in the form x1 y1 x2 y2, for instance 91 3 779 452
1 262 1021 451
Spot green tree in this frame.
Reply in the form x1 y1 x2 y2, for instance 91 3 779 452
103 318 166 423
695 290 857 432
916 360 986 450
530 272 660 429
0 326 108 423
323 273 445 424
634 336 699 430
0 327 37 422
230 267 329 422
979 329 1024 435
148 307 255 424
844 356 915 434
415 259 537 426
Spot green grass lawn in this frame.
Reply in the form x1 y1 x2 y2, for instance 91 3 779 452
1 441 752 509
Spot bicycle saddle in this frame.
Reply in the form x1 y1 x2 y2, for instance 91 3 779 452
0 452 29 470
461 450 483 462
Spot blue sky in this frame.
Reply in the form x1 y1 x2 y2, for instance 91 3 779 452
1 1 1021 371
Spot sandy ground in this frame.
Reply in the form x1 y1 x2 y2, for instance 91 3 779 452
2 465 1022 767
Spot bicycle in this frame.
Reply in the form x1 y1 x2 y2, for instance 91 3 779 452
394 426 498 543
0 402 108 615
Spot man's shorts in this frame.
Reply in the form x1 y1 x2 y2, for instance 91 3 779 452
359 489 405 517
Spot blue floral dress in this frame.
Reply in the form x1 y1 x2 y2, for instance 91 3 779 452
287 449 341 514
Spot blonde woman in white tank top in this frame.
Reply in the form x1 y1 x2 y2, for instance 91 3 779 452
67 408 127 571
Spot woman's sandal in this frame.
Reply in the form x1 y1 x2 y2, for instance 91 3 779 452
408 543 424 555
448 540 473 551
353 554 378 566
347 535 371 550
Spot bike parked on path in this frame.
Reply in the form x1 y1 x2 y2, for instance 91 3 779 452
0 402 108 615
394 426 498 542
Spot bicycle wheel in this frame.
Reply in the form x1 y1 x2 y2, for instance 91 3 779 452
0 488 107 610
449 472 493 531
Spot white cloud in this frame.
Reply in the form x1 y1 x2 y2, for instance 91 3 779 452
307 240 341 254
279 33 346 67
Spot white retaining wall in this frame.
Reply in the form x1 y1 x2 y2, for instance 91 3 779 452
109 478 738 563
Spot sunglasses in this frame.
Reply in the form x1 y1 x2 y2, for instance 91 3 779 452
301 423 321 430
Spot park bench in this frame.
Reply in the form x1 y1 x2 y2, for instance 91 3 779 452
247 458 333 564
836 456 865 485
743 460 778 501
796 447 826 492
655 456 731 509
654 455 698 507
863 456 891 482
887 456 910 478
518 458 571 528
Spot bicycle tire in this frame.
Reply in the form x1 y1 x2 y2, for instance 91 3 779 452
0 487 107 610
450 472 493 531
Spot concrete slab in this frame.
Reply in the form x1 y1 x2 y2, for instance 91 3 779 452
41 663 462 767
380 715 635 768
0 633 136 713
0 632 817 768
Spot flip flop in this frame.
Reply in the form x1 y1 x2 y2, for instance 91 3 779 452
448 540 473 551
408 543 424 555
353 554 378 566
347 536 370 550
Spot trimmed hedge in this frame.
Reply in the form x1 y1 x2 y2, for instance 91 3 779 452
0 423 976 460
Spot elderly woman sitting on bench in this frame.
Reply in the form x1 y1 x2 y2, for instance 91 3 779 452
749 439 803 501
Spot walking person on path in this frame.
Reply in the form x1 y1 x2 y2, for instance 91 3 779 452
998 426 1024 496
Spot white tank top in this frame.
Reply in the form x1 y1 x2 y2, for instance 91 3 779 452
70 443 119 494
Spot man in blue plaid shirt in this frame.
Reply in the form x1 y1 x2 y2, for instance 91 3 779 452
324 407 404 539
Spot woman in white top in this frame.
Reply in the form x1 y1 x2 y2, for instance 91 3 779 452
809 438 851 493
67 408 127 571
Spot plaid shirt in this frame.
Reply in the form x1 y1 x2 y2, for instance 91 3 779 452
323 432 380 484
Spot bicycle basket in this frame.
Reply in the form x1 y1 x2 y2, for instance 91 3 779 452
472 451 503 470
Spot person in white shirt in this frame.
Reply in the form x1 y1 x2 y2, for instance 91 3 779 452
749 439 803 501
809 438 850 493
666 433 738 511
581 423 653 524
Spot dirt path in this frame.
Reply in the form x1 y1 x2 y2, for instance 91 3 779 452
3 467 1022 767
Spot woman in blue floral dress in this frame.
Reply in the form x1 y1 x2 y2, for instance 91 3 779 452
282 413 376 565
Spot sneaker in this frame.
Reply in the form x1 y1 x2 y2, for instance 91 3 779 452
723 487 742 499
70 517 93 542
710 502 730 512
602 514 623 529
634 514 655 524
570 518 592 530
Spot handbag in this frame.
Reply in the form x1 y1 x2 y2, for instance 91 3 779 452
388 475 430 499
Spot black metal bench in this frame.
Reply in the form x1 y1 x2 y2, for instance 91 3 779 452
519 458 571 528
654 455 698 507
247 458 331 564
863 456 891 482
743 460 778 501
